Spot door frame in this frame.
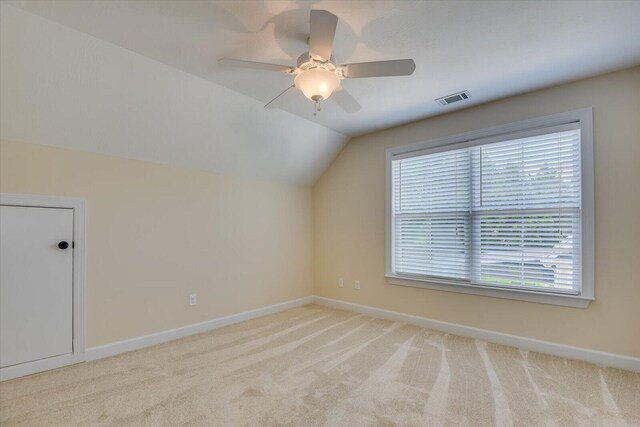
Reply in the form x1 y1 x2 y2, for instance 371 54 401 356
0 193 86 381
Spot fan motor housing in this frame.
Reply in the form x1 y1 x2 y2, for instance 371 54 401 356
296 52 337 72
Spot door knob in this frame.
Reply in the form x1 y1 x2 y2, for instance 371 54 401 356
58 241 69 250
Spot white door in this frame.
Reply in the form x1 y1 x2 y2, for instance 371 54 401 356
0 206 74 368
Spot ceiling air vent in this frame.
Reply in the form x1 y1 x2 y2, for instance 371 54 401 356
436 90 471 106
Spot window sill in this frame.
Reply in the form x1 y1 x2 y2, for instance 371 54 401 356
385 274 593 308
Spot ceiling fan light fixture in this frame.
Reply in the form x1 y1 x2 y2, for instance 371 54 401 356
221 10 414 114
294 68 340 102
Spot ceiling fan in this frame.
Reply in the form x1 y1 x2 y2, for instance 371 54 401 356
219 10 416 115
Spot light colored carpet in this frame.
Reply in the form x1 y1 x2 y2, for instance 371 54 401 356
1 304 638 426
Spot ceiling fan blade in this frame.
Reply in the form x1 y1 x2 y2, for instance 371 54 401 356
341 59 416 79
331 87 362 113
219 58 293 73
309 10 338 62
264 85 297 109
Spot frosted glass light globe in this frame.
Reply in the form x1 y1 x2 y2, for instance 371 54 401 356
294 68 340 101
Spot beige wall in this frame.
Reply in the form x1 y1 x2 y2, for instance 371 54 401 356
2 67 638 358
0 141 314 348
314 66 640 358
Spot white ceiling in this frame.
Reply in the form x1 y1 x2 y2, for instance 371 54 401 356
2 1 640 186
5 0 640 137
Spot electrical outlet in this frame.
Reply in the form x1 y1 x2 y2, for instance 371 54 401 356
189 294 197 306
355 280 361 290
338 278 344 288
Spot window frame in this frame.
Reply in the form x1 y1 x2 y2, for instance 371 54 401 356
385 109 594 308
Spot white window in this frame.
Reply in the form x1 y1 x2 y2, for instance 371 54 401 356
386 109 594 307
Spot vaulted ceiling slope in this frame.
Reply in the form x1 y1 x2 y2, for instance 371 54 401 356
0 3 348 186
6 0 640 138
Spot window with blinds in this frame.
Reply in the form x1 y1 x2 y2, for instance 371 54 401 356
391 124 583 294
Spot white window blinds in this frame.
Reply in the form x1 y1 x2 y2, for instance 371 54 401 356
392 125 582 294
392 148 471 280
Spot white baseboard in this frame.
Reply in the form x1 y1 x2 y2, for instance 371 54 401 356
313 296 640 372
0 353 85 382
85 296 314 361
1 296 314 381
3 295 637 381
